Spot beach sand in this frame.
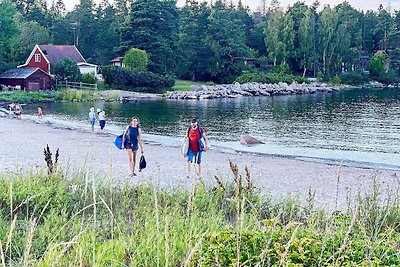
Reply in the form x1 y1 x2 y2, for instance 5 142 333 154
0 116 398 210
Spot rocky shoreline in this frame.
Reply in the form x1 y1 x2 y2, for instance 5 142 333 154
165 82 341 100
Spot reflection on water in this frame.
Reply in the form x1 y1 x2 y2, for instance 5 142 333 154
24 88 400 168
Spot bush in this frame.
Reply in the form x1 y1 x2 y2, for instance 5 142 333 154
235 71 310 84
101 66 175 93
376 69 400 85
81 73 97 84
340 71 369 85
332 74 341 86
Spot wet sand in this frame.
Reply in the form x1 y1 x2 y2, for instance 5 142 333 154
0 116 398 210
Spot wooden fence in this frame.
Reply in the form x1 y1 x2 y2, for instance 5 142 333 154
55 81 97 90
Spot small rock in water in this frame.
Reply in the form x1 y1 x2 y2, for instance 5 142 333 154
240 135 264 145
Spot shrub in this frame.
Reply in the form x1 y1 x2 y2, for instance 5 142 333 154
376 69 400 85
81 73 97 84
123 48 149 72
340 71 369 85
52 58 82 82
332 74 341 86
102 66 175 92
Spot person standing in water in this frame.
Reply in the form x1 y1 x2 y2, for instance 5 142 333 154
98 109 106 130
183 118 209 178
122 117 144 176
89 107 96 131
37 106 43 119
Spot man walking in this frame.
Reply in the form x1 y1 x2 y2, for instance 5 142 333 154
184 118 209 178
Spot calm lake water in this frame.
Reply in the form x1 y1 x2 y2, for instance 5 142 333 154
24 88 400 169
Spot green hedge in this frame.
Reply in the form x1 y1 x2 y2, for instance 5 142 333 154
235 72 310 84
102 66 175 93
339 71 369 85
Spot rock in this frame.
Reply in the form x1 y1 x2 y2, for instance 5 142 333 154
191 85 203 91
240 135 264 145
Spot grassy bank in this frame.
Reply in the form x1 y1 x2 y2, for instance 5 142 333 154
0 92 54 102
0 161 399 266
170 79 204 91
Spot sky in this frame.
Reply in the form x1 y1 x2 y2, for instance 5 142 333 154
60 0 400 12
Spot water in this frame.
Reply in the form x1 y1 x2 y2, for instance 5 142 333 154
23 88 400 169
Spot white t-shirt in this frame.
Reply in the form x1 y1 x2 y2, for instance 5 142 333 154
98 111 105 121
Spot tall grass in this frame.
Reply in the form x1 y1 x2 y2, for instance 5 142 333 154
0 162 398 266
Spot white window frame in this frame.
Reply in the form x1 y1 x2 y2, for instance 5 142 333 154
34 54 41 62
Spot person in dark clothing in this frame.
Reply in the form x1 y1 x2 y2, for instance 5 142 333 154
183 118 209 178
122 117 144 177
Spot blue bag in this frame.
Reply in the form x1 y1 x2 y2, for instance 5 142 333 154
198 127 205 151
114 134 123 150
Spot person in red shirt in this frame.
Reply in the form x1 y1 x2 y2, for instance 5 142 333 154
183 118 209 178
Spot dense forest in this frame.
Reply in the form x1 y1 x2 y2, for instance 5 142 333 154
1 0 400 83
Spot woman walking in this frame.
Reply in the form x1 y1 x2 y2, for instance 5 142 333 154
89 107 96 131
122 117 144 176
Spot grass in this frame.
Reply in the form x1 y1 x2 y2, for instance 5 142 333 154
170 79 204 91
0 92 54 102
0 153 399 266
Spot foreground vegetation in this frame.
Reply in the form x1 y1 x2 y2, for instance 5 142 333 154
0 159 399 266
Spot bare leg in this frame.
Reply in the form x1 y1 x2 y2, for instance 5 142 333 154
186 161 191 178
126 150 133 174
131 150 138 174
195 164 201 177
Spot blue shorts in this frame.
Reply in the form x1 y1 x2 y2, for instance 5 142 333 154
99 120 106 129
187 148 202 164
124 140 138 151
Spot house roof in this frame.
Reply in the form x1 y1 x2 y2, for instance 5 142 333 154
0 67 50 79
110 57 122 63
38 45 86 64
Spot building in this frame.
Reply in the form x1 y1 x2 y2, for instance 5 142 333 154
0 67 51 91
18 44 98 75
110 57 124 67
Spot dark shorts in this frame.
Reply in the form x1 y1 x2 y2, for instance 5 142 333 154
187 148 202 164
99 120 106 129
124 140 138 151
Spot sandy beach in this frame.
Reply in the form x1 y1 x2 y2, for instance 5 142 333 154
0 116 398 210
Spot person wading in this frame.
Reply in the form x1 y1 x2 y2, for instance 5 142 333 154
184 118 209 178
122 117 144 176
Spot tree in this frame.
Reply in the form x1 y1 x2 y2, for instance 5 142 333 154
13 21 50 63
205 0 253 82
52 58 82 81
298 8 315 76
119 0 179 74
177 1 214 80
369 53 385 79
123 48 149 71
0 0 20 71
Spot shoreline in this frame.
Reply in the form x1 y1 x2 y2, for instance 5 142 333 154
0 116 399 210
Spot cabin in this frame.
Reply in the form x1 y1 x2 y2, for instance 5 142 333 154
0 67 51 91
110 57 124 67
18 44 98 75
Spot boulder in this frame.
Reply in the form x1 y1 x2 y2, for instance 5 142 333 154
240 135 264 145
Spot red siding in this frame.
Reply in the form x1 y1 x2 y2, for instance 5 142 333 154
25 48 49 73
0 70 51 91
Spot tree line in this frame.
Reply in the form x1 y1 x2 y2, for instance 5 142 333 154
1 0 399 83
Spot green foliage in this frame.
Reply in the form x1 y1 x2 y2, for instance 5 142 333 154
0 165 399 266
0 92 53 102
0 0 19 70
123 48 149 72
332 74 342 85
81 73 97 84
54 89 100 101
235 72 309 84
376 69 400 85
119 0 179 74
101 66 175 93
369 53 386 79
340 71 370 85
52 58 82 82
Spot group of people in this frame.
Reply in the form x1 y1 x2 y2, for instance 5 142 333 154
8 103 43 119
117 116 209 178
88 107 106 131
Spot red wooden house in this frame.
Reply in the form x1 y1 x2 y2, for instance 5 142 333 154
0 67 51 91
18 44 97 75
